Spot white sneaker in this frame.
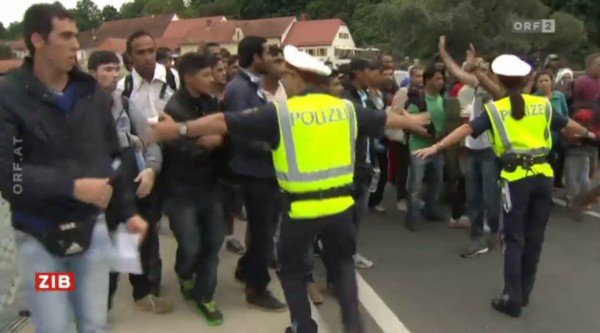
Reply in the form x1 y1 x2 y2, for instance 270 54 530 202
372 205 387 213
396 200 407 211
448 216 471 229
354 253 374 269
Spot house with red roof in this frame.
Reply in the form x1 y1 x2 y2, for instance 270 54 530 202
284 18 357 66
179 21 244 55
1 40 28 59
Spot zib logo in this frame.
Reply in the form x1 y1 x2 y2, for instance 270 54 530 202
35 272 75 292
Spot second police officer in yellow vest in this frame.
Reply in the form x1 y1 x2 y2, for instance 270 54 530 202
414 54 596 318
149 45 431 333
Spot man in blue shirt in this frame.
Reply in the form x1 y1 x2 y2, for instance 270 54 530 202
0 5 147 332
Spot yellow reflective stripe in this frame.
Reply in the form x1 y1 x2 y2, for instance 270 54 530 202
486 101 513 151
544 100 552 141
487 101 550 157
276 101 356 182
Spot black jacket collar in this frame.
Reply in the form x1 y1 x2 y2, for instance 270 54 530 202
16 57 97 102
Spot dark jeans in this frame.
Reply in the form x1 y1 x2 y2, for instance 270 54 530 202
406 154 444 223
465 148 501 240
277 207 363 333
109 194 162 301
395 143 410 201
352 181 369 235
164 193 225 302
444 146 466 219
368 152 389 208
548 145 565 186
503 176 553 303
237 177 281 290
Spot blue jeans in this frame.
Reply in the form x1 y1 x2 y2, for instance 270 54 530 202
564 150 592 201
465 148 501 240
15 215 112 333
406 154 444 223
165 194 225 302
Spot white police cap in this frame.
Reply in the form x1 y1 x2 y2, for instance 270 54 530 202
283 45 332 76
491 54 532 77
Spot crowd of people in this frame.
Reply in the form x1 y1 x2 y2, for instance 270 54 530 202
0 3 599 333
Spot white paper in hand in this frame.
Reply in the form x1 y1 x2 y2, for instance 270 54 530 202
112 224 143 274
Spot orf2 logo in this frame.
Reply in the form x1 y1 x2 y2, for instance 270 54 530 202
35 272 75 292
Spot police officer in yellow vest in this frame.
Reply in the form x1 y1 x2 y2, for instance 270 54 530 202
149 45 430 333
414 54 595 318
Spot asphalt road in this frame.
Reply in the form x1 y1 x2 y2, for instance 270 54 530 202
355 188 600 333
16 187 600 333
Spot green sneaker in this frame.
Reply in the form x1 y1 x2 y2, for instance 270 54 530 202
198 300 223 326
179 278 194 300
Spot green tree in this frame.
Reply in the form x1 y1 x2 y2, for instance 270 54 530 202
120 0 148 19
0 23 6 40
71 0 102 31
379 0 586 63
187 0 238 18
0 44 12 59
349 3 386 48
102 5 121 22
143 0 185 15
5 22 23 40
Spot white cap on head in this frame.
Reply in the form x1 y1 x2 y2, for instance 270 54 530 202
491 54 532 77
283 45 332 76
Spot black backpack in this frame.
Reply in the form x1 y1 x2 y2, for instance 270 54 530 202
120 69 177 135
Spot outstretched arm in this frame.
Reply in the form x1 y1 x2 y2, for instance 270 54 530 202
151 112 228 142
413 123 473 159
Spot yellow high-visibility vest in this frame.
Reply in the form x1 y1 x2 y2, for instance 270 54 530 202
272 93 358 219
484 94 553 182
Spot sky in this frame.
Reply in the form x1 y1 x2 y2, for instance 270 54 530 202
1 0 130 26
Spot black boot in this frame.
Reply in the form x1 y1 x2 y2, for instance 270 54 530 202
521 294 529 307
491 296 522 318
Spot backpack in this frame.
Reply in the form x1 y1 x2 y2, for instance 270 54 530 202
120 69 178 135
405 86 436 137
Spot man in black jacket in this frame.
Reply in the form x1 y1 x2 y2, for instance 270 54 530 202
343 57 377 269
0 5 146 333
223 36 286 311
162 53 226 325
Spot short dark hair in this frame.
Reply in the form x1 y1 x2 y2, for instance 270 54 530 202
23 4 75 55
87 50 120 71
535 69 554 83
156 47 172 62
176 52 211 87
423 65 444 85
126 30 154 55
238 36 267 68
268 45 283 57
349 57 369 79
227 55 238 66
409 65 423 76
219 48 231 58
367 59 384 72
208 55 223 68
205 42 220 49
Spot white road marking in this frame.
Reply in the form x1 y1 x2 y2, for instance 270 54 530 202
356 272 411 333
552 198 600 219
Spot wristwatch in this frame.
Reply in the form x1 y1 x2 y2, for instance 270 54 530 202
177 122 188 138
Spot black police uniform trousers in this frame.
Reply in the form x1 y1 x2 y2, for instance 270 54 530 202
237 177 281 291
109 190 163 301
277 206 363 333
502 174 553 303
